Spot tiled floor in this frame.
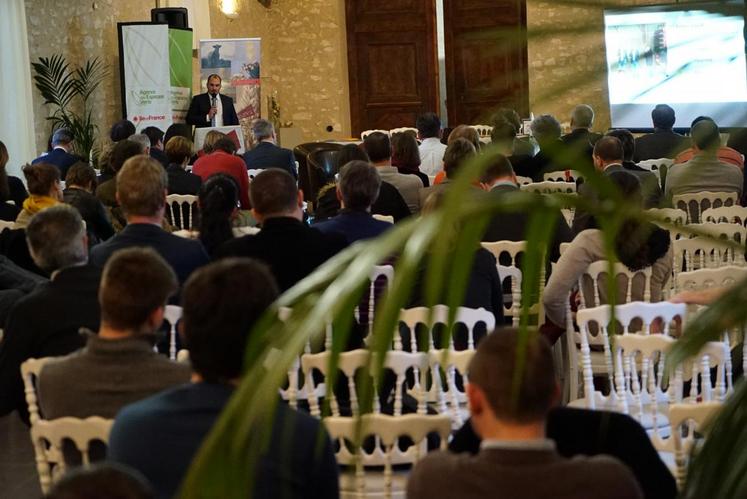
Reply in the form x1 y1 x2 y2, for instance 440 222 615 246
0 414 41 498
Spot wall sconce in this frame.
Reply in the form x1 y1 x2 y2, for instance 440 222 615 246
218 0 240 18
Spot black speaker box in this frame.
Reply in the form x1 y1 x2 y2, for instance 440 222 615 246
151 8 189 29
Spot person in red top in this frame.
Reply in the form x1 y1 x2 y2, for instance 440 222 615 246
192 136 251 209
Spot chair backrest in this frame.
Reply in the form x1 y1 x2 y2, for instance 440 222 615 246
247 168 263 180
702 205 747 228
356 265 395 341
306 149 339 204
638 158 673 172
515 175 533 185
360 129 390 140
30 417 114 494
0 220 14 232
372 214 394 224
397 305 495 351
578 260 654 310
325 413 451 494
542 170 584 182
646 208 687 228
673 236 746 274
294 142 343 202
389 127 418 136
163 305 182 361
520 181 576 194
673 191 739 223
429 349 475 428
21 357 54 424
469 125 493 138
165 194 198 230
671 222 747 243
669 401 722 489
675 266 747 294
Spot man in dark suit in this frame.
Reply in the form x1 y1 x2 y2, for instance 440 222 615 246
0 205 100 422
185 74 239 128
90 156 209 287
215 169 347 291
634 104 688 162
520 114 589 182
561 104 603 159
607 129 663 208
242 119 297 179
32 128 81 179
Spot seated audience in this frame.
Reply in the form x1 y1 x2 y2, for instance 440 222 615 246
109 259 339 499
165 136 202 195
0 140 28 219
46 463 155 499
673 116 743 169
142 126 169 167
605 129 663 208
417 112 447 176
192 135 251 209
215 169 347 291
522 114 573 181
90 156 209 287
96 139 145 230
432 127 482 185
0 205 101 422
242 119 297 179
197 174 239 257
419 138 477 206
364 132 423 213
392 131 429 186
314 160 392 243
129 134 152 156
14 162 62 229
163 123 195 163
664 118 743 201
561 104 602 157
37 247 191 418
31 128 81 179
544 171 672 338
491 108 535 157
63 162 115 244
407 329 643 499
633 104 688 162
110 119 137 143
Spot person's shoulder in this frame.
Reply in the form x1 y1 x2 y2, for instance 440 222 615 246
38 348 87 379
568 454 642 493
215 233 257 258
408 451 465 490
116 384 186 423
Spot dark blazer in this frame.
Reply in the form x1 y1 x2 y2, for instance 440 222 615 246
634 130 688 162
1 177 28 212
90 223 209 286
448 408 676 499
621 161 664 208
372 181 411 222
561 128 603 160
314 209 391 244
32 148 82 179
63 187 115 244
185 93 239 128
166 164 202 195
243 142 297 179
150 148 169 168
215 217 347 292
0 264 101 421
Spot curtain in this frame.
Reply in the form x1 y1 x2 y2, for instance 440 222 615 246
0 0 36 178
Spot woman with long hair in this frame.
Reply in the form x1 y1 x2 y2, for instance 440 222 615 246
0 141 29 218
198 173 239 257
14 162 62 229
391 132 429 187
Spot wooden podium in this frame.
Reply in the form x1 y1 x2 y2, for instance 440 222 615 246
193 126 246 154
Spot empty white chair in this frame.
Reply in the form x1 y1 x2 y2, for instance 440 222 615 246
515 175 533 185
0 220 14 232
361 129 390 140
646 208 687 228
673 191 739 223
396 305 495 352
520 181 576 194
668 402 722 489
469 124 493 138
372 214 394 224
673 236 746 275
543 170 583 182
165 194 198 230
389 127 418 136
429 349 475 428
247 168 263 180
702 205 747 227
638 158 673 175
675 266 747 294
356 265 394 341
163 305 182 361
30 417 114 494
670 223 746 243
21 357 54 424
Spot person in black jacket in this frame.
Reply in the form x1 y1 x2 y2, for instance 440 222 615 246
64 162 115 244
164 136 202 195
185 74 239 128
0 140 27 221
242 119 297 179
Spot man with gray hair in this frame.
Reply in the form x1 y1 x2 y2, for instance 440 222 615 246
0 205 102 422
561 104 602 155
32 128 81 179
242 118 297 179
314 160 392 243
128 133 151 156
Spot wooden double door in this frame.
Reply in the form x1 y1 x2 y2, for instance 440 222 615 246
345 0 529 135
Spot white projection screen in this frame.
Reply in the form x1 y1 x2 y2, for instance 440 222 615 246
604 1 747 130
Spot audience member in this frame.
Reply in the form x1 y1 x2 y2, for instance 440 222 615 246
14 162 62 229
0 205 101 422
96 139 146 230
143 126 169 167
109 258 339 499
129 134 151 156
364 132 423 213
606 129 663 208
314 160 392 243
561 104 602 151
90 156 209 287
419 138 477 205
633 104 688 162
522 114 572 181
192 136 251 209
215 169 347 291
64 162 115 244
391 131 429 186
198 130 224 156
45 463 156 499
673 116 744 169
491 108 535 156
164 136 202 195
544 171 672 339
416 112 447 176
110 120 136 143
242 119 297 179
31 128 81 179
37 247 191 419
448 125 482 151
664 119 743 201
0 140 28 219
163 123 193 149
407 329 643 499
197 174 239 257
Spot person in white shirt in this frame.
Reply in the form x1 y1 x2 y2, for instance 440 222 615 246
185 74 239 129
417 112 448 176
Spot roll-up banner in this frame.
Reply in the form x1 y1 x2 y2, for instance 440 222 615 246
117 22 193 131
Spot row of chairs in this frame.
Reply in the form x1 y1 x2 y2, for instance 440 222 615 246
360 125 494 141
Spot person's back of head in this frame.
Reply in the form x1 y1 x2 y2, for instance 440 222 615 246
142 126 164 149
26 204 87 273
593 136 624 165
651 104 676 130
443 138 476 179
448 125 481 152
491 108 521 135
250 168 299 219
198 173 239 256
23 162 60 196
116 156 167 218
181 258 279 383
202 131 226 154
46 463 155 499
416 112 442 139
570 104 595 130
530 115 562 147
110 140 145 174
51 128 74 148
391 132 421 170
468 328 556 430
212 137 237 155
335 144 370 171
338 160 381 211
65 162 98 191
605 129 635 162
490 117 517 152
481 153 515 184
691 119 721 153
128 134 151 154
165 136 194 166
110 120 136 143
690 115 713 130
99 247 177 334
252 119 275 142
164 123 192 146
363 132 392 164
